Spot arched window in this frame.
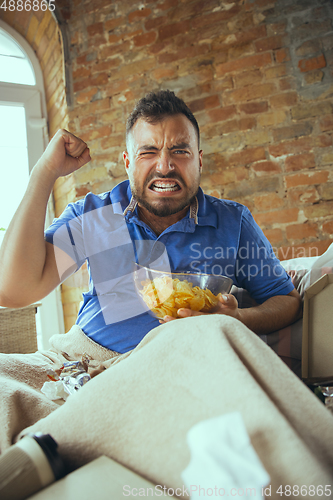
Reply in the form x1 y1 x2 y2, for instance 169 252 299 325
0 28 35 85
0 20 65 346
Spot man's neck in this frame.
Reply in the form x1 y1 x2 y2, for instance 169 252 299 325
138 205 189 236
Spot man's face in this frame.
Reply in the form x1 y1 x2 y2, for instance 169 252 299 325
123 114 203 217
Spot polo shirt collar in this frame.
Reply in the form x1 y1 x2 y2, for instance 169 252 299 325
122 184 217 229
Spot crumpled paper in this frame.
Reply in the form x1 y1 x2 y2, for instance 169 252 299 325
41 355 91 401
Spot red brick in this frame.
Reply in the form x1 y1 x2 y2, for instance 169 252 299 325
102 42 131 59
158 20 191 41
251 160 281 176
287 187 320 205
145 15 168 31
108 34 122 44
80 126 112 142
73 67 91 80
157 43 210 64
298 54 326 73
265 65 287 80
239 117 256 131
87 22 104 37
151 67 177 81
263 228 284 245
207 106 237 123
105 17 126 32
279 78 295 91
269 137 312 157
314 134 332 148
286 223 318 241
255 35 285 52
267 22 287 36
128 8 152 23
239 101 268 114
76 88 99 105
233 69 263 88
91 58 122 74
216 52 272 76
228 43 253 61
323 221 333 235
188 95 220 113
234 25 267 45
273 123 312 142
191 5 242 30
133 31 157 47
254 208 299 226
275 48 290 63
73 73 109 93
254 193 285 211
229 147 266 166
76 52 97 65
79 116 97 129
253 208 298 226
101 134 125 150
320 114 333 132
304 201 333 219
285 153 316 172
158 0 178 11
209 170 237 186
270 92 297 108
285 171 330 189
226 83 276 103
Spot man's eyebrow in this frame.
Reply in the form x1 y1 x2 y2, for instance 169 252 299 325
168 142 191 150
138 145 159 152
137 142 191 153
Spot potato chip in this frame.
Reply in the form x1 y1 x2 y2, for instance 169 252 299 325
139 276 220 319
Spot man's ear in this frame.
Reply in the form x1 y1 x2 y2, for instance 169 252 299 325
199 149 203 173
123 151 130 170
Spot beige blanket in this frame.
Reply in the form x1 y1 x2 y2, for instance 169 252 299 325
2 316 333 498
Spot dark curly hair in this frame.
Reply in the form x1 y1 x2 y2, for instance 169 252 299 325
126 89 200 147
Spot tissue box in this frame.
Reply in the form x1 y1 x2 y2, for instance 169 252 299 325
302 274 333 380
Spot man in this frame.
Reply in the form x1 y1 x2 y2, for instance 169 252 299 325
4 92 331 497
0 90 301 355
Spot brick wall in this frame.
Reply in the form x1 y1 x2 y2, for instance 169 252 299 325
65 0 333 260
2 0 333 331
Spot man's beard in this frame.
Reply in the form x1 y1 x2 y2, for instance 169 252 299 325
130 172 200 218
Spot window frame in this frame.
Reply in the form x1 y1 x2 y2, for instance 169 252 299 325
0 20 66 345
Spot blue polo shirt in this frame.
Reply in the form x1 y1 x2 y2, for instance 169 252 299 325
45 180 293 353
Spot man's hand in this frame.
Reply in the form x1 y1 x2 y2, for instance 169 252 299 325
161 288 302 335
162 293 240 323
36 129 91 180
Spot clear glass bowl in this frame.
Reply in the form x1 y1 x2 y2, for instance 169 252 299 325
133 264 233 319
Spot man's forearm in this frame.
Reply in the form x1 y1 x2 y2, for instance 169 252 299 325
0 130 90 308
237 289 302 335
0 163 57 307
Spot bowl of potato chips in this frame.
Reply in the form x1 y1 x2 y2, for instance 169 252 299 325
133 265 233 319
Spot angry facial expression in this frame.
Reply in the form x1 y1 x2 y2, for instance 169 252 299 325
123 114 203 218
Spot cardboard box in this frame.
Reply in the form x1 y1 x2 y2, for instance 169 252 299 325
302 273 333 380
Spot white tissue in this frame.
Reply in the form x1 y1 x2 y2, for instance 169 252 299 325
41 380 69 401
181 412 270 499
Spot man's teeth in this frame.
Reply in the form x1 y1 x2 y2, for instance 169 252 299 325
151 182 179 192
